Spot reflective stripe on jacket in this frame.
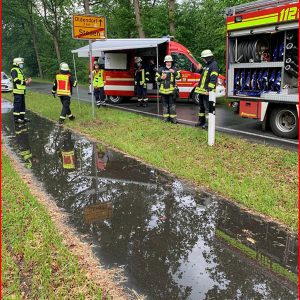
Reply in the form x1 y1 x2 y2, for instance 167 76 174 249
155 67 181 95
135 68 150 88
11 67 26 94
195 59 219 94
93 69 104 88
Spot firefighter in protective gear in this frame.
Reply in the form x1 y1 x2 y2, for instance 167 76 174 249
11 58 32 124
134 57 150 107
155 55 181 123
93 61 106 107
52 62 77 124
15 124 33 169
59 131 76 172
195 49 219 128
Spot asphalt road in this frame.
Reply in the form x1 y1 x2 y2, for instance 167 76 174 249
27 82 298 150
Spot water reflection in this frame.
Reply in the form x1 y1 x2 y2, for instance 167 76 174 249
2 101 298 300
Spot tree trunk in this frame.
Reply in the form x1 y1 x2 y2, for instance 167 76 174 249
53 35 61 63
83 0 90 13
31 28 43 78
168 0 176 36
133 0 145 38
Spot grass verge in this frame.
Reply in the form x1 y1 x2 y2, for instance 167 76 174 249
2 152 104 299
3 90 298 230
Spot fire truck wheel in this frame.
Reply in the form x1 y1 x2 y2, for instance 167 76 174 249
269 106 298 139
192 92 200 105
107 96 123 104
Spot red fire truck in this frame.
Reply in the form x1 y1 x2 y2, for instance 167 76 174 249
225 0 299 139
72 38 226 104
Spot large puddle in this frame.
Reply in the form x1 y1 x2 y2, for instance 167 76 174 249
2 100 298 299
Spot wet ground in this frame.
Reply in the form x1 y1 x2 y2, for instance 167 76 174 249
26 82 298 150
2 100 298 299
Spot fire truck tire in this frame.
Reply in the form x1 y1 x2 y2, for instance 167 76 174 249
269 106 298 139
107 96 123 104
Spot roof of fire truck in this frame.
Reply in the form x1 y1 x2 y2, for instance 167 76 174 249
225 0 297 16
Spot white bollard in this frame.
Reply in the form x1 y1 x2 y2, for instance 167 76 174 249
208 91 216 146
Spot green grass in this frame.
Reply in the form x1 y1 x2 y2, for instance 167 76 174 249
3 90 298 230
2 153 104 299
216 230 298 284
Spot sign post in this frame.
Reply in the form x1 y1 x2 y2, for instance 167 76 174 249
208 91 216 146
72 15 106 117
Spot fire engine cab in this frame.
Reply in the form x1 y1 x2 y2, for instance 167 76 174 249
225 0 299 139
72 38 226 105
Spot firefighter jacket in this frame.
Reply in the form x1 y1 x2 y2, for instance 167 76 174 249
155 67 181 95
195 58 219 94
93 69 105 88
11 67 26 95
134 66 150 88
52 71 77 96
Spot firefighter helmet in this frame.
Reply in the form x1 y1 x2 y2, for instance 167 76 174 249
134 57 142 63
60 62 70 71
164 55 173 62
13 57 24 66
201 49 214 58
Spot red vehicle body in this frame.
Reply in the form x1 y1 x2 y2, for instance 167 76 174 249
81 38 226 104
225 0 299 139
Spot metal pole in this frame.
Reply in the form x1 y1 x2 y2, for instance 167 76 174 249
72 53 81 111
208 91 216 146
156 46 160 116
89 40 95 117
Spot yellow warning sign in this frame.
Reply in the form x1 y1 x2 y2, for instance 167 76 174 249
72 15 106 40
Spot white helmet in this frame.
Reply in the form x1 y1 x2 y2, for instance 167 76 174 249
164 55 173 62
134 57 142 63
13 57 24 66
201 49 214 58
60 62 69 71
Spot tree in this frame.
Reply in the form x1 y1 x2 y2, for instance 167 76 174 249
133 0 145 38
33 0 72 63
168 0 176 36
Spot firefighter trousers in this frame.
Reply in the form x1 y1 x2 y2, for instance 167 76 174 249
59 96 72 120
94 87 106 106
161 94 176 121
136 85 148 101
13 94 26 121
198 94 209 124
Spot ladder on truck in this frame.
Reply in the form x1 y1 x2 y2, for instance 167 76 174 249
225 0 298 16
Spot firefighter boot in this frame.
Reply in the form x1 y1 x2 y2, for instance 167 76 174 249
170 117 177 124
15 118 24 124
68 114 75 121
23 117 30 123
195 116 206 127
136 100 143 107
143 99 148 107
201 115 209 129
59 117 65 125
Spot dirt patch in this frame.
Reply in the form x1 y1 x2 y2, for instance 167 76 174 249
3 145 143 300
